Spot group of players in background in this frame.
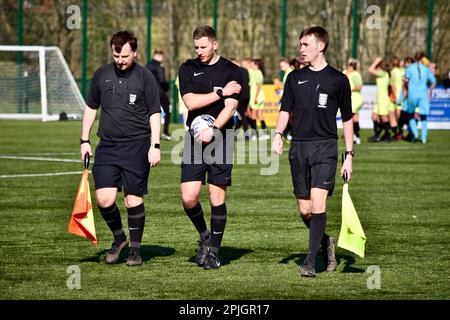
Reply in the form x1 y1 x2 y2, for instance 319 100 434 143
346 52 436 145
170 51 437 146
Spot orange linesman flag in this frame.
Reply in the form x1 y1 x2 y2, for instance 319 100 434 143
68 154 97 246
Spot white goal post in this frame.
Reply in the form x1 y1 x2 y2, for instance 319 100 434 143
0 45 85 121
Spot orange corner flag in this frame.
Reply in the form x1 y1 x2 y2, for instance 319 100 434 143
68 169 97 246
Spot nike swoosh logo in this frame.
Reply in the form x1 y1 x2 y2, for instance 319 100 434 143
298 80 308 85
128 227 140 231
323 181 333 185
194 72 204 77
213 231 223 235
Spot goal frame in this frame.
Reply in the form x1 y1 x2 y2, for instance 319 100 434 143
0 45 84 121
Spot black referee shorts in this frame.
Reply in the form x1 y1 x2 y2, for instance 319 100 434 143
181 130 234 186
92 138 150 196
289 138 338 198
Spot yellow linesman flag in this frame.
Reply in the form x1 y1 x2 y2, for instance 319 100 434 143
68 169 97 246
337 183 366 258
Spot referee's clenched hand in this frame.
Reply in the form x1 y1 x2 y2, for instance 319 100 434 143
80 142 92 161
148 146 160 167
223 80 241 96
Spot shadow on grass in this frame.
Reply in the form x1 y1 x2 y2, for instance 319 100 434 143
79 245 175 264
279 253 365 273
188 246 253 266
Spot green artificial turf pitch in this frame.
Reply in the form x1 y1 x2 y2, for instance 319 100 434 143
0 120 449 299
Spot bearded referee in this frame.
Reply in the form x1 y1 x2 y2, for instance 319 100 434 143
81 30 161 266
178 25 242 270
272 26 354 277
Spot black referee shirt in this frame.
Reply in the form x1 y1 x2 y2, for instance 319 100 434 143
178 57 242 129
87 63 160 142
280 65 352 141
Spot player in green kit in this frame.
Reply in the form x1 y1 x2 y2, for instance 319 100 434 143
344 59 363 144
249 59 268 140
368 57 391 142
390 56 404 140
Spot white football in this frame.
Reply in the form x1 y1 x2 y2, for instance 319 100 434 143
190 114 216 137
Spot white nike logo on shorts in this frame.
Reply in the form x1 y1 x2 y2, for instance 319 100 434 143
298 80 309 85
194 72 204 77
213 231 223 235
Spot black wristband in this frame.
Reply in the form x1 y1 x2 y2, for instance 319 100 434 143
152 143 160 149
345 150 355 158
80 139 90 145
274 131 283 137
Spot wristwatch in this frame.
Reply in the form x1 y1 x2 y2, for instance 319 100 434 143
216 88 223 98
274 131 283 137
80 139 90 145
345 150 355 158
152 143 160 149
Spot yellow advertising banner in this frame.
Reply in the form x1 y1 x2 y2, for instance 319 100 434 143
261 84 283 127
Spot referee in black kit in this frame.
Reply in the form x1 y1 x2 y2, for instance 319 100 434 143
80 30 161 267
178 25 242 270
272 26 354 277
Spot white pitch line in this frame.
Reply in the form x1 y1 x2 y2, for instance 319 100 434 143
0 155 81 163
0 171 87 179
18 152 79 156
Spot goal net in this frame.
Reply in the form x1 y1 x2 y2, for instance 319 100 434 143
0 46 85 121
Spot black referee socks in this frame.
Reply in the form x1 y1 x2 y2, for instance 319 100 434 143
127 203 145 249
301 214 330 251
184 202 208 236
98 203 126 244
210 203 227 255
307 212 327 264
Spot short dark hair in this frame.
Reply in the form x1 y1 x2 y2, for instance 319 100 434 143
376 59 386 71
299 26 329 53
252 58 265 75
391 56 400 68
153 50 164 55
289 58 301 70
193 25 217 41
348 58 359 70
404 56 414 65
110 30 137 53
414 51 426 62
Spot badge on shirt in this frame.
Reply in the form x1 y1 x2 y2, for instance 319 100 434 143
129 94 137 105
318 93 328 108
